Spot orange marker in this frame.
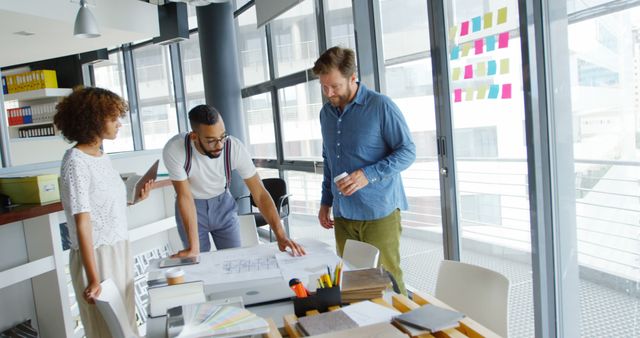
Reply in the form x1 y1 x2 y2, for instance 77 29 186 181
289 278 309 298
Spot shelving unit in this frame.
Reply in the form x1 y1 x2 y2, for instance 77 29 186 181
2 88 72 166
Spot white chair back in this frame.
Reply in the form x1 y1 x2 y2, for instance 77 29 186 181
342 239 380 269
238 214 260 247
435 260 510 337
95 279 139 338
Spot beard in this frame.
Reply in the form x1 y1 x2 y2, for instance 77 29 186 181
328 87 353 109
198 138 223 159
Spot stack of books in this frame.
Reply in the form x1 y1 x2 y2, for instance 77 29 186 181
166 300 269 338
340 268 392 303
392 304 465 335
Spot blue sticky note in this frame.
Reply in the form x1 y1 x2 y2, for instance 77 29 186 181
450 45 460 60
472 16 482 32
486 35 496 51
488 84 500 99
487 60 497 75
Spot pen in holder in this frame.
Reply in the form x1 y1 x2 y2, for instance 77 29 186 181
292 286 341 317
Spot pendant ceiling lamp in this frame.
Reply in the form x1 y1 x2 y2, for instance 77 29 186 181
74 0 100 38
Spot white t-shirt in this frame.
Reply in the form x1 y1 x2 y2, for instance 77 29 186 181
60 148 129 250
162 133 257 199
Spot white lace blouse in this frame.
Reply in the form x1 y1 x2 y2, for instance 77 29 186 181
60 148 128 250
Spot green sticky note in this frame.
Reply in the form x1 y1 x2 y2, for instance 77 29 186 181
484 12 493 29
500 59 510 74
497 7 507 24
452 67 461 81
465 88 474 101
476 62 486 77
477 85 488 99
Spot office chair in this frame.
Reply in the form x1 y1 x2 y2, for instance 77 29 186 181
95 279 140 338
238 214 260 247
435 260 510 337
237 178 291 241
341 239 380 269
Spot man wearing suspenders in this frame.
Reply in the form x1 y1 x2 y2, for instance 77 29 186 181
162 105 305 257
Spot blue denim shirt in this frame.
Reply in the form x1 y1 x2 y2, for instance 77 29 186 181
320 83 416 220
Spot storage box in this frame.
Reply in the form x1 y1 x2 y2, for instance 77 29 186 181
0 174 60 204
293 286 341 317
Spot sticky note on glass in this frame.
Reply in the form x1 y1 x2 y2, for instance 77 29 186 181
472 16 482 32
488 84 500 99
464 64 473 79
449 25 458 39
454 88 462 102
484 13 493 29
477 85 488 99
498 32 509 48
476 62 486 77
452 67 461 81
474 39 484 55
451 46 460 60
501 84 512 99
486 35 496 51
500 59 510 74
497 7 508 24
462 43 472 57
461 21 470 36
487 60 497 75
465 88 474 101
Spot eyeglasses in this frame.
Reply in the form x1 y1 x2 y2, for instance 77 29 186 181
201 134 228 146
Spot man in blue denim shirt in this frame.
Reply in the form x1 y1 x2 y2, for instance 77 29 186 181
314 47 416 294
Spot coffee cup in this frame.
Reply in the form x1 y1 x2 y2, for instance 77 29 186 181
165 267 185 285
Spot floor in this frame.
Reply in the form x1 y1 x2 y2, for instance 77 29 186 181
288 214 640 338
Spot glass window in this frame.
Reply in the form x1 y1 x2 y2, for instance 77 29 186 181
235 0 251 11
93 51 134 153
243 93 276 158
133 44 179 150
379 0 444 296
181 33 206 109
278 80 323 160
236 5 270 87
270 0 319 77
551 2 640 336
444 2 533 337
324 0 356 50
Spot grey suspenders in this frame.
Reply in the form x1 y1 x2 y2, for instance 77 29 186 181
183 132 232 189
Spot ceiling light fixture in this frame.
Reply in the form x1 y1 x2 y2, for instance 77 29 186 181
73 0 100 38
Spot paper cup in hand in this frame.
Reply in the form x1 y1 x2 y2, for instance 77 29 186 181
333 172 348 183
165 268 185 285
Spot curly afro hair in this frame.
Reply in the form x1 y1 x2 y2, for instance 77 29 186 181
54 86 128 145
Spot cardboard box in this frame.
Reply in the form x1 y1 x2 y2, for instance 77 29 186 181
0 174 60 204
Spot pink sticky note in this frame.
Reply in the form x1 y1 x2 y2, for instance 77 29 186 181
454 89 462 102
501 84 512 99
474 39 484 55
498 32 509 48
460 21 470 36
464 64 473 79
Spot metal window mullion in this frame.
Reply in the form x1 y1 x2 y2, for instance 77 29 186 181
169 43 189 133
0 73 9 167
518 0 563 337
315 0 327 53
352 0 384 92
121 44 144 150
426 0 460 261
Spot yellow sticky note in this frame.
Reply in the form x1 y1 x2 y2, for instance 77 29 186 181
465 88 474 101
476 62 487 76
500 59 510 74
452 67 461 81
449 25 458 39
477 85 488 99
462 43 472 57
484 12 493 29
497 7 507 24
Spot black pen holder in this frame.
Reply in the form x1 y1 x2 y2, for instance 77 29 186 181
293 286 341 317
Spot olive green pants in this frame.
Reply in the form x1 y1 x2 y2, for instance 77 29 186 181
334 209 406 295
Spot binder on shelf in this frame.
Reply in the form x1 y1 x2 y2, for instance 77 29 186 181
2 76 7 94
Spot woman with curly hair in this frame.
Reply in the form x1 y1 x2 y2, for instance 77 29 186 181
54 87 151 337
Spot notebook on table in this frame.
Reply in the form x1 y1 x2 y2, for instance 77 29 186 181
392 303 465 333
